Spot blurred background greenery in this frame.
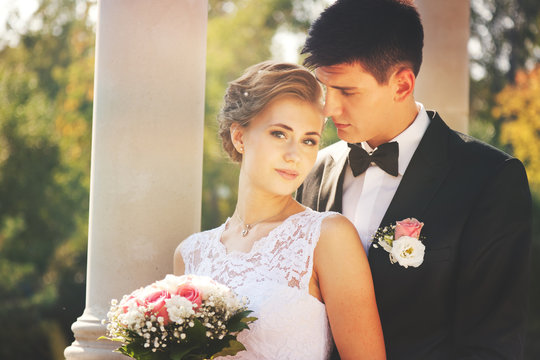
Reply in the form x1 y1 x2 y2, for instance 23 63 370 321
0 0 538 358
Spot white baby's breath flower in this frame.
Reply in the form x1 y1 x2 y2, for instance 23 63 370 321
166 296 196 323
376 238 393 253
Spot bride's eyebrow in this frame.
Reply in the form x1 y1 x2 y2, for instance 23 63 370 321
269 123 293 131
269 123 321 137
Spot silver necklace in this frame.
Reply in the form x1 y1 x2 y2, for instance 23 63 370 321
234 212 274 237
234 200 291 237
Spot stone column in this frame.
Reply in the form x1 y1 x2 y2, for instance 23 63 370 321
415 0 470 133
64 1 207 358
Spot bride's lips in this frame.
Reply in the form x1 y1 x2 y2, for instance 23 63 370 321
275 169 299 180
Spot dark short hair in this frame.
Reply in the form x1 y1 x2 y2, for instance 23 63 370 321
302 0 424 84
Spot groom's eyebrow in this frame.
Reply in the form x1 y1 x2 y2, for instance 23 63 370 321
314 75 356 91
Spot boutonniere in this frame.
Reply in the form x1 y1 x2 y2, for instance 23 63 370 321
372 218 426 268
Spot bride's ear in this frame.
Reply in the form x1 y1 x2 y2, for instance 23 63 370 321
230 122 245 154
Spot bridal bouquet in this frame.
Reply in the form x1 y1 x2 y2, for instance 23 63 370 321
102 274 256 360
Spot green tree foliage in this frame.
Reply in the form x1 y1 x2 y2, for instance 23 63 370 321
469 0 540 144
0 0 94 357
494 67 540 191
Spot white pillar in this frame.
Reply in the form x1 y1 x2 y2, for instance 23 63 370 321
415 0 470 133
64 1 207 358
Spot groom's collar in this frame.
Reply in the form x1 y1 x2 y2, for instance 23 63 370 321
355 102 430 176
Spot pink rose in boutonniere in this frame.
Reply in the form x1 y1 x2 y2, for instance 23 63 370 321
395 218 424 239
372 218 426 268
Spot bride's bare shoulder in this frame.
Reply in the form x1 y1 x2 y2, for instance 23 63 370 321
319 212 361 243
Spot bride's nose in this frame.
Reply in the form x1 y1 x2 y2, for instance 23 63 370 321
283 141 300 163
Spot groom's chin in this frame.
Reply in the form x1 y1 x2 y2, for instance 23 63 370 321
336 129 361 144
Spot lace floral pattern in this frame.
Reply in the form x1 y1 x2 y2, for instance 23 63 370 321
180 208 336 359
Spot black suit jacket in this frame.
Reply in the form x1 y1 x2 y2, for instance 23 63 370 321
297 112 532 359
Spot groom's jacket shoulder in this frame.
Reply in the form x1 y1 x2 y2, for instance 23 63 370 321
296 140 348 205
314 140 348 170
433 111 527 178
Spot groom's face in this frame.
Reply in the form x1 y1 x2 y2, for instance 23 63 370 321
315 63 396 147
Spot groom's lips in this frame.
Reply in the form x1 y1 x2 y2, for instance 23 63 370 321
333 122 350 130
275 169 299 180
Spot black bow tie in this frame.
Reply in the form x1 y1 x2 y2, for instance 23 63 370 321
348 142 399 177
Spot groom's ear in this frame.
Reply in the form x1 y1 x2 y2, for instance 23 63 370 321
230 122 245 152
391 67 415 102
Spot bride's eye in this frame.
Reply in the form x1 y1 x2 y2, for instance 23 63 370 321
303 138 318 146
271 131 286 139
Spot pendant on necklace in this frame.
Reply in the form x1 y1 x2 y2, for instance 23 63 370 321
241 224 251 237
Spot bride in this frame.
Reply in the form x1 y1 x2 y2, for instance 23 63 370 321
174 61 385 359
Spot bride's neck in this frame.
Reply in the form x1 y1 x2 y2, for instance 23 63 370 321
234 184 293 225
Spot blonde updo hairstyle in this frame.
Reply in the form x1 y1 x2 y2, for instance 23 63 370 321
218 61 323 162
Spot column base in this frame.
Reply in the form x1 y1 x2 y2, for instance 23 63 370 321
64 311 125 360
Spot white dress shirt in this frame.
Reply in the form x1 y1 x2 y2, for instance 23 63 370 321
342 103 430 253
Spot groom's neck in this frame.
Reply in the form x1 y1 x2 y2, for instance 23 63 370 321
366 98 420 149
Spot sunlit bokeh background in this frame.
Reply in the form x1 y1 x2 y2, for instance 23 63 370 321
0 0 539 358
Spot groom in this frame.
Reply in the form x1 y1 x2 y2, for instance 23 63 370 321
297 0 532 359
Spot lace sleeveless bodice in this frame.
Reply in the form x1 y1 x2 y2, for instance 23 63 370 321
180 208 336 359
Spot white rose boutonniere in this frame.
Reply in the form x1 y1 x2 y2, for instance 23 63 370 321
372 218 426 268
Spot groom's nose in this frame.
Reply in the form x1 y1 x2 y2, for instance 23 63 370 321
323 91 342 118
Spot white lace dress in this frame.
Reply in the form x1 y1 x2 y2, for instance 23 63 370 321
180 207 336 359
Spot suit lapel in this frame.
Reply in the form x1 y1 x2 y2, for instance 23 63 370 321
369 112 454 258
318 142 349 212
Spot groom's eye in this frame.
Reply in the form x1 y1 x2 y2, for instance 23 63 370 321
341 90 354 97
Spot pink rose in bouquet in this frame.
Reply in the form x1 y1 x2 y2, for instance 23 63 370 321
395 218 424 239
176 283 202 308
121 293 144 314
144 289 172 324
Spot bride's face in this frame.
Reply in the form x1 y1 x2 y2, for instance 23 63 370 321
233 97 323 196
